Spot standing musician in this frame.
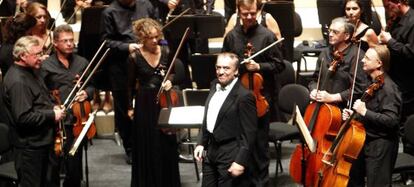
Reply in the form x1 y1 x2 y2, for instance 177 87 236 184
309 17 368 109
379 0 414 155
40 24 94 187
343 0 379 51
128 18 181 187
222 0 285 185
194 52 257 187
343 45 401 187
2 36 66 187
25 2 52 52
100 0 155 164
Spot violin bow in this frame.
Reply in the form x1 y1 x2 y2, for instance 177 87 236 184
69 109 97 156
63 40 107 107
156 27 191 103
65 48 110 109
240 37 284 64
347 41 362 110
162 8 191 30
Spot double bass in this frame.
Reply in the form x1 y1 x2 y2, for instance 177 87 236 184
289 50 343 187
317 74 384 187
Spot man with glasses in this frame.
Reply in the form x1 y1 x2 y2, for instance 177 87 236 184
40 24 94 187
309 17 368 109
2 36 66 187
222 0 285 185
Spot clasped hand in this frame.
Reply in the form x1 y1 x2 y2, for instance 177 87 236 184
244 60 260 71
74 90 88 102
53 105 66 121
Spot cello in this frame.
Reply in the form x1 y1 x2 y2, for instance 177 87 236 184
289 50 343 187
240 42 268 117
317 74 384 187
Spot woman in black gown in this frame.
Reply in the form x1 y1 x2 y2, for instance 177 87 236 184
344 0 378 51
128 18 181 187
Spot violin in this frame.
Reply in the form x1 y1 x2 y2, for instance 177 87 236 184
240 42 269 117
72 100 96 139
51 89 66 156
317 74 384 187
156 64 180 109
289 50 344 187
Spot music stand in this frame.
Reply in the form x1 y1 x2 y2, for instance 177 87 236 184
263 1 294 62
164 14 225 39
190 54 217 89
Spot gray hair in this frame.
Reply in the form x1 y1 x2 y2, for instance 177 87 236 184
13 36 41 61
217 52 240 70
331 17 355 42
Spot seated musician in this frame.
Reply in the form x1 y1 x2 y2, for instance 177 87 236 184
343 45 401 187
40 24 94 187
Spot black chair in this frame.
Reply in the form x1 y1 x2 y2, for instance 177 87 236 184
268 84 310 180
277 60 295 87
393 115 414 184
0 122 18 186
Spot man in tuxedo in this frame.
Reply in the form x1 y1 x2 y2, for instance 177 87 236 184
194 52 257 186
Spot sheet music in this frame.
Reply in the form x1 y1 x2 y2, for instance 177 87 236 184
169 106 205 124
295 106 316 153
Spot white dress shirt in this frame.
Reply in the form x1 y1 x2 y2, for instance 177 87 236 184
206 78 238 133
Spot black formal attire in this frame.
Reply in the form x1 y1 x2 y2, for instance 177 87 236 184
3 64 56 187
309 45 369 109
348 74 402 187
386 8 414 149
222 23 285 186
128 46 180 187
40 53 94 187
198 78 257 187
100 0 155 155
354 26 372 52
0 44 14 76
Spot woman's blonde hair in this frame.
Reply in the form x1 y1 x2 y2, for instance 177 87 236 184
132 18 163 43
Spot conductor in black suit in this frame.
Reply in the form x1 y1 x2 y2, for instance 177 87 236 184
194 52 257 186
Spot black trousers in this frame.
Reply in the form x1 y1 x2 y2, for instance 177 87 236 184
252 113 270 187
348 137 399 187
15 146 51 187
112 90 132 154
202 139 252 187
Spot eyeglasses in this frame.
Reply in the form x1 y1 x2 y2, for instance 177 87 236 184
28 51 44 58
239 11 257 18
328 29 344 35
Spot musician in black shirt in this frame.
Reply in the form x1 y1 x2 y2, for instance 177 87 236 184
3 36 66 187
41 24 94 187
100 0 155 163
379 0 414 154
344 45 401 187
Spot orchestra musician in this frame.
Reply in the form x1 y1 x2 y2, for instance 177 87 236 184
343 0 379 51
100 0 155 164
128 18 181 187
222 0 285 185
194 52 257 187
224 0 282 39
379 0 414 155
309 17 368 109
2 36 66 187
25 2 53 52
0 13 36 76
344 45 401 187
40 24 94 187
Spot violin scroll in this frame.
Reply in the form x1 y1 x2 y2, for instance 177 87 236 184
328 50 344 72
